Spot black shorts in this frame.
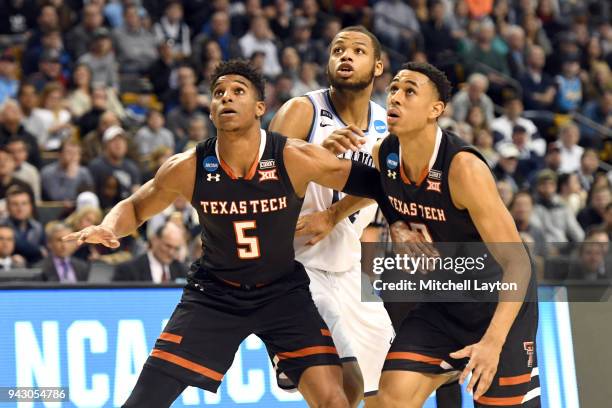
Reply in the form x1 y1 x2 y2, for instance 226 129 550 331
144 264 340 392
383 301 540 407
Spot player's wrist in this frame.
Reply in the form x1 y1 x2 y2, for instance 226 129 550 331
481 330 506 350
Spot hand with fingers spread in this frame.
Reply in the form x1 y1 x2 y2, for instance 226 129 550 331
389 221 439 273
321 124 366 154
295 210 335 246
62 225 121 249
450 338 503 400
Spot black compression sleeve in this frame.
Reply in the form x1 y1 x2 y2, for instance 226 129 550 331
342 161 400 224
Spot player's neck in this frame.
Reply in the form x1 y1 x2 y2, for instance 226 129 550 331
398 125 438 182
217 124 262 177
329 86 372 129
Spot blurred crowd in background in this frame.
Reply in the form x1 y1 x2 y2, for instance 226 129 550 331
0 0 610 284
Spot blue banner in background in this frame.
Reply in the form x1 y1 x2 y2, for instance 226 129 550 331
0 288 578 407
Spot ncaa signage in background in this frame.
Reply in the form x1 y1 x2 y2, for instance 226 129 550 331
0 288 578 407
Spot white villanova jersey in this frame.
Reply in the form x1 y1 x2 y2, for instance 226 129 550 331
294 89 389 272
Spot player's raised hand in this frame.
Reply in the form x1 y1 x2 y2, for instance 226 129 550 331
62 225 120 248
321 125 366 154
295 210 334 245
389 221 439 268
450 338 502 400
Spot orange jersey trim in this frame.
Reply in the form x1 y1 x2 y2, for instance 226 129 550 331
219 156 259 181
320 329 331 337
276 346 338 360
475 395 525 406
150 349 223 382
499 373 532 386
399 162 429 186
385 352 443 366
158 332 183 344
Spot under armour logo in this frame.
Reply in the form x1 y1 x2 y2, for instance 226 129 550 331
387 170 397 179
207 173 220 182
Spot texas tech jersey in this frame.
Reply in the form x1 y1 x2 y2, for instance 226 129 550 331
295 89 388 272
191 130 303 285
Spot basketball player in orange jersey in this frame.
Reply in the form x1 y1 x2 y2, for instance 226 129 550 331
346 61 540 407
63 60 394 408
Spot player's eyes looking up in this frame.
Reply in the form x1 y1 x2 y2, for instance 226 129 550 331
213 86 246 98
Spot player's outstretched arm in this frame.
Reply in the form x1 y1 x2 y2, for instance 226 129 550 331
63 150 196 247
268 97 314 141
447 152 530 399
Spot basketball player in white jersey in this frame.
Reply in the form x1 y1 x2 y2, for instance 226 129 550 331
269 26 394 407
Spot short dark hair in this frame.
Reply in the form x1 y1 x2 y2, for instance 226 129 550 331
5 185 31 200
210 59 265 101
336 26 382 59
399 61 452 104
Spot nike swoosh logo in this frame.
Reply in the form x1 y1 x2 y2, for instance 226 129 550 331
320 123 333 127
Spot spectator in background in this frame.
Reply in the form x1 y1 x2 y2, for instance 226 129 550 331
0 223 26 270
78 28 119 90
22 29 71 78
555 55 583 113
474 129 498 167
30 82 72 150
24 5 59 58
161 64 198 112
451 73 495 123
604 203 612 241
577 148 600 192
2 185 45 265
505 25 528 78
298 0 329 39
287 17 319 64
556 122 584 174
26 49 66 92
568 227 610 280
113 4 158 74
465 105 489 135
462 19 510 82
40 222 90 282
134 110 174 157
421 0 456 67
200 11 242 61
176 115 209 153
6 136 40 201
558 172 586 215
493 143 521 192
582 90 611 147
578 186 611 231
519 45 556 111
239 14 282 78
291 62 320 97
113 222 188 282
532 169 585 245
542 142 562 174
510 191 548 257
0 50 19 105
65 205 103 262
16 82 45 139
166 84 208 141
142 146 173 182
371 70 392 108
154 0 191 60
280 46 301 81
313 17 342 66
40 139 94 202
373 0 420 57
491 94 542 152
0 146 33 202
146 196 199 246
148 40 176 100
81 110 120 164
512 125 543 183
65 3 105 59
0 99 41 168
89 125 141 202
0 0 37 46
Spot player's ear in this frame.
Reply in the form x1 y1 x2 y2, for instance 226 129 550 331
374 59 384 77
430 101 445 120
255 100 266 119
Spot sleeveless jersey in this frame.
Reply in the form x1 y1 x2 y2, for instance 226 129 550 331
191 130 303 286
294 89 389 272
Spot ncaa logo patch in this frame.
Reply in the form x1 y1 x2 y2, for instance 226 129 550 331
374 120 387 133
386 153 399 170
203 156 219 173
